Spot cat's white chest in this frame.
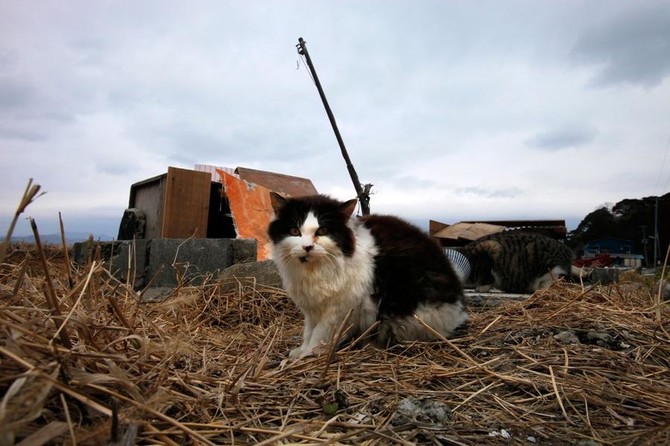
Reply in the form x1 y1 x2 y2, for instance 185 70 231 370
283 222 375 304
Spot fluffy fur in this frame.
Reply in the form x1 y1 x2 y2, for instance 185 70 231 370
268 193 468 358
459 231 576 293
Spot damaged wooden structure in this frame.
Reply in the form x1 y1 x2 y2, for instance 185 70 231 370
119 165 317 260
121 165 569 264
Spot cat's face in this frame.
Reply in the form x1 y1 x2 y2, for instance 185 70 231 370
268 193 358 265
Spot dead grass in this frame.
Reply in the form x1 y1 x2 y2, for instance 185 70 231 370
1 243 669 445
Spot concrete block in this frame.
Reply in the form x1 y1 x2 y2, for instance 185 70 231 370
73 238 257 289
73 240 146 285
219 259 283 293
145 238 257 287
72 240 129 265
231 238 258 264
108 240 148 287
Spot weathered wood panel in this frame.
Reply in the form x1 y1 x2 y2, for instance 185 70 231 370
161 167 210 238
129 173 166 240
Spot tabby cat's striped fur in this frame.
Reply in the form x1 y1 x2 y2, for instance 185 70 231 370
459 232 575 294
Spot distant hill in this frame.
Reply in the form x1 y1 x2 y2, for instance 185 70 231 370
567 192 669 265
10 232 115 245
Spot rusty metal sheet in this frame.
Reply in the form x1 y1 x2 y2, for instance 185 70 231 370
217 169 274 261
235 167 317 197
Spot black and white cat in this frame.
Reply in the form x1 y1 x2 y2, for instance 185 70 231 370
268 193 468 358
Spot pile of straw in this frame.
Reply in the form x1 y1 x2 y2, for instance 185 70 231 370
1 242 669 445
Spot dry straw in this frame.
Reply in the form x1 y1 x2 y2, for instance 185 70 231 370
1 241 668 445
0 183 668 444
0 178 45 264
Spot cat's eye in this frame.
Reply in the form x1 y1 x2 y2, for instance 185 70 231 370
289 227 301 236
316 227 329 236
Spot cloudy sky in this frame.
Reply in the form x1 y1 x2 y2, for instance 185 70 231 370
1 1 669 239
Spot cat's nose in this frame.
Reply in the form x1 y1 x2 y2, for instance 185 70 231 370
303 245 314 253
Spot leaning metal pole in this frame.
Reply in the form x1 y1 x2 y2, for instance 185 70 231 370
296 37 371 215
654 196 659 265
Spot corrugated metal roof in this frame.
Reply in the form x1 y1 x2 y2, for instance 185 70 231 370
431 219 568 246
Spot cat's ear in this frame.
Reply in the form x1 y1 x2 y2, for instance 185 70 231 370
269 191 288 214
340 198 358 218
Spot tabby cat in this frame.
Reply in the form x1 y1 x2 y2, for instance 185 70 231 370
268 193 468 358
457 231 576 294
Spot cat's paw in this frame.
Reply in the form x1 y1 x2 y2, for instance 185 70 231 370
289 345 321 358
288 347 304 358
288 347 312 358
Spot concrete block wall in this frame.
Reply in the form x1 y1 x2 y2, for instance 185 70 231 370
73 238 257 289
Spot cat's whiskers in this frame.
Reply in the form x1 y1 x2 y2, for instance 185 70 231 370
267 192 468 359
277 250 300 267
319 247 345 271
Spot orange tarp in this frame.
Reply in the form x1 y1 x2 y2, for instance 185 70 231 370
217 169 274 261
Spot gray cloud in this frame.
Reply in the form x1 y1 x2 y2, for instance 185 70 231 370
1 1 668 236
526 125 596 151
456 186 523 199
0 126 46 142
95 161 142 177
0 48 18 69
0 77 34 108
390 175 441 190
571 3 670 88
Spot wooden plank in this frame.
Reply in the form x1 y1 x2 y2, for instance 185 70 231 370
129 174 166 240
465 291 528 308
429 219 449 236
161 167 210 238
433 222 505 242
